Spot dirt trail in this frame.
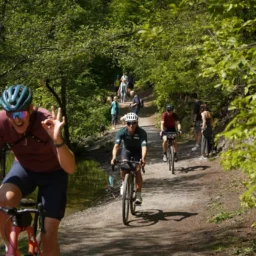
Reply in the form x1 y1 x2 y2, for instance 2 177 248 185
59 98 256 256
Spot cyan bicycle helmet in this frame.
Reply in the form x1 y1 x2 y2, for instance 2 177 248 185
0 84 32 111
166 104 174 111
124 112 138 122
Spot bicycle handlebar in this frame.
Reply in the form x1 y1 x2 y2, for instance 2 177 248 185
0 203 45 233
111 159 145 173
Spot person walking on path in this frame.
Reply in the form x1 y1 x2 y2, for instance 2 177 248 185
119 79 127 103
199 104 214 160
110 96 120 129
191 93 202 151
131 94 141 115
121 72 128 84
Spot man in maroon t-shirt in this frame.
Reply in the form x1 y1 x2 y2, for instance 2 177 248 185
160 105 182 162
0 84 76 256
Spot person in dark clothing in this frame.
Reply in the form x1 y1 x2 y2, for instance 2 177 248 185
110 113 147 205
131 94 141 115
199 104 214 160
191 93 202 151
127 72 134 92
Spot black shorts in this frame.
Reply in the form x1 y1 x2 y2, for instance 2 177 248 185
164 128 176 133
120 147 141 171
2 161 68 220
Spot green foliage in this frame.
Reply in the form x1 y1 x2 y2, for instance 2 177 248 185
194 0 256 212
231 240 256 256
209 210 242 224
1 0 256 218
0 0 114 143
219 94 256 209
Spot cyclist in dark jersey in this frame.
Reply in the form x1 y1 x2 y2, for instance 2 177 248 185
0 84 76 256
160 105 182 162
111 112 147 205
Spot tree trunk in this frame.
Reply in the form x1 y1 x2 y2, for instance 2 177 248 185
45 78 71 147
60 77 71 147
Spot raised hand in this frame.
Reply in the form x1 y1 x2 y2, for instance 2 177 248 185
41 106 65 142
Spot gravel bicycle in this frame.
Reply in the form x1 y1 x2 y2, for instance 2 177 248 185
163 132 180 174
0 201 45 256
0 146 45 256
112 159 145 225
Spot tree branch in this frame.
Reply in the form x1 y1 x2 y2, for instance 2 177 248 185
45 78 62 107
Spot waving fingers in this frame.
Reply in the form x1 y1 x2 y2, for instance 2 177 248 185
51 106 56 119
51 106 65 124
56 107 61 121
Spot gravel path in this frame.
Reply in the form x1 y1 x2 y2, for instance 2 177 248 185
59 98 256 256
58 111 231 256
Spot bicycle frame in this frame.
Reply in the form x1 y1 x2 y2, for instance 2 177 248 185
0 203 45 256
112 159 145 225
8 225 39 256
164 132 178 174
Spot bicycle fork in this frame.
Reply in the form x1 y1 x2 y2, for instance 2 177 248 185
6 226 21 256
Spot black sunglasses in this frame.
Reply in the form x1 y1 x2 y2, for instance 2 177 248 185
127 121 137 126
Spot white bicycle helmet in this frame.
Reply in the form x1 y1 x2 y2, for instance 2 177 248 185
124 112 138 122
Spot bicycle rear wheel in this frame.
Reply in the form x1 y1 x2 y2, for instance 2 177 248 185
168 145 175 174
122 173 130 225
130 174 136 215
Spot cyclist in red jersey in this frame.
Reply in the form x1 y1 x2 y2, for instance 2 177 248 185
0 84 76 256
160 105 182 162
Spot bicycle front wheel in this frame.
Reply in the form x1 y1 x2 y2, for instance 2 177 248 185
130 174 136 215
35 232 42 255
26 231 42 256
122 173 130 225
168 145 175 174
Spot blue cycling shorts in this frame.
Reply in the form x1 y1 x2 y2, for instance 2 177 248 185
2 161 68 220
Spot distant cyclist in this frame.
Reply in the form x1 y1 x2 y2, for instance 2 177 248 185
0 84 76 256
111 112 147 205
160 104 182 162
